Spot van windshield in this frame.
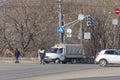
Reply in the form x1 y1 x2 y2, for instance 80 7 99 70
116 50 120 55
47 48 63 53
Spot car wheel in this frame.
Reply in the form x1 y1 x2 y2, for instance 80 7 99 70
99 59 107 67
62 61 67 64
54 58 60 64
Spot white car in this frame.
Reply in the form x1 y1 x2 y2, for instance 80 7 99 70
95 49 120 67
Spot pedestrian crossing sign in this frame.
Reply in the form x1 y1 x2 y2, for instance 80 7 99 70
57 26 64 33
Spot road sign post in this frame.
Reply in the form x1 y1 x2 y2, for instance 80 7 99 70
58 0 64 43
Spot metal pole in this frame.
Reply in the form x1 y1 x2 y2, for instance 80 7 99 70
58 0 63 43
80 22 83 45
80 8 83 45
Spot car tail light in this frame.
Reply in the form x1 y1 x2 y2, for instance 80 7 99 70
96 53 99 58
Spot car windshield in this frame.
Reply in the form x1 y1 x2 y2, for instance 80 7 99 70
47 48 63 54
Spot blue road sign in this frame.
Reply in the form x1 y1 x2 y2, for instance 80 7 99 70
57 26 64 33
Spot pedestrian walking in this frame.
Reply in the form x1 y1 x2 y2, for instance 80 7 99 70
38 47 46 64
14 48 21 63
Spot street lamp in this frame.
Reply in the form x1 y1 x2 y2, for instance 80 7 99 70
57 0 89 44
58 0 87 44
64 14 85 43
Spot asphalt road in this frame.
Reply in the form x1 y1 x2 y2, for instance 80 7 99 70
65 76 120 80
0 63 120 80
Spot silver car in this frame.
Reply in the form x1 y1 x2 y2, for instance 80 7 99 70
95 49 120 67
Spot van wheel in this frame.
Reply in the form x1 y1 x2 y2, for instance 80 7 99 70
62 61 67 64
99 59 107 67
54 59 60 64
71 59 77 64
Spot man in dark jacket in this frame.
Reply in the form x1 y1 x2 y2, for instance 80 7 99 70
14 48 21 63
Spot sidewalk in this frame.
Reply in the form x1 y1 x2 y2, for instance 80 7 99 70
0 57 39 63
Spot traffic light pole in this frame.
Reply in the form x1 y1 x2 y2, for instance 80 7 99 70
58 0 64 43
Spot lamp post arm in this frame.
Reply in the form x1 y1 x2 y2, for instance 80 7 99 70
66 20 80 29
64 19 80 27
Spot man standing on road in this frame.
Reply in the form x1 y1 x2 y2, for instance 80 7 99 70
38 47 46 64
14 48 21 63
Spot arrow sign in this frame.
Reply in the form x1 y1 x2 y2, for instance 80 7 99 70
67 28 72 34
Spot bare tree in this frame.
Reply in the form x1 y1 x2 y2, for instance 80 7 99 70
0 0 120 57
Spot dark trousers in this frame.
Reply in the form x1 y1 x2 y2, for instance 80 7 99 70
40 54 45 64
15 57 19 63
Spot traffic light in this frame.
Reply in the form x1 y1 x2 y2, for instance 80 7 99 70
87 15 93 27
61 21 64 26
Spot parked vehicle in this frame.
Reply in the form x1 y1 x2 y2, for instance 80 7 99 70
44 44 85 64
95 49 120 67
